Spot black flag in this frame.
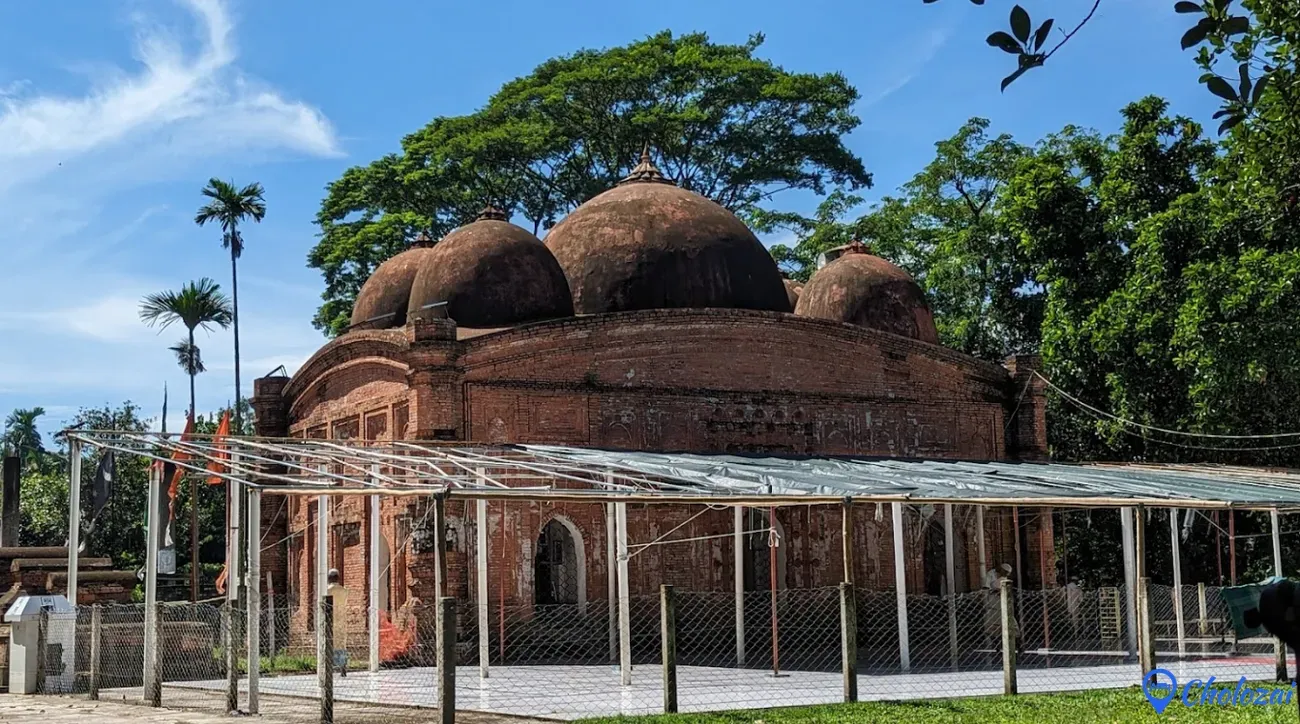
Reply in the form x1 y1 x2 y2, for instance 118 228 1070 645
80 451 115 547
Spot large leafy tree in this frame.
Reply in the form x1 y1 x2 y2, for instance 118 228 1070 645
2 407 46 469
195 179 267 430
309 31 872 336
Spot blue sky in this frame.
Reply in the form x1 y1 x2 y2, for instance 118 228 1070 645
0 0 1217 434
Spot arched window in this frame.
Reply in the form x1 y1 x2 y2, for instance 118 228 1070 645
535 517 587 608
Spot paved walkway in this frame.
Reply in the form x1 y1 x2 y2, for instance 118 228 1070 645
0 694 239 724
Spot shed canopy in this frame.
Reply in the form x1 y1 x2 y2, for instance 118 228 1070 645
64 430 1300 510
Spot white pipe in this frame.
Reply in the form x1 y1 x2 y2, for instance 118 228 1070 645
66 439 83 604
1169 509 1185 658
1272 509 1284 576
316 486 330 683
976 505 987 575
369 463 381 674
247 489 261 714
734 505 746 667
477 495 490 679
228 455 243 604
616 501 632 685
143 463 160 694
1121 507 1137 657
945 503 958 669
892 502 910 672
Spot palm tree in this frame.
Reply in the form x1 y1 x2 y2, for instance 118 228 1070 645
194 178 266 433
2 407 46 469
140 278 232 601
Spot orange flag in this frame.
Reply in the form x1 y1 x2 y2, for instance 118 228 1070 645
167 415 194 506
206 410 231 485
215 563 229 595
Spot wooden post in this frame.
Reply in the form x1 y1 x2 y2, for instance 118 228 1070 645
247 489 261 714
1169 509 1185 659
1229 510 1237 586
606 501 618 664
1120 507 1138 658
842 498 855 584
319 594 334 724
661 585 678 714
1138 577 1155 675
143 464 161 708
1272 509 1287 682
436 597 456 724
891 502 910 672
1197 582 1208 636
88 605 101 700
1000 579 1016 695
477 496 490 679
268 573 278 659
734 505 746 667
945 503 959 671
223 604 236 712
369 463 382 674
433 494 447 599
616 502 632 685
840 582 858 702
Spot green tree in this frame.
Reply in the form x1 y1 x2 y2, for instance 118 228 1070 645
2 407 46 469
195 179 267 430
309 31 872 336
139 278 232 598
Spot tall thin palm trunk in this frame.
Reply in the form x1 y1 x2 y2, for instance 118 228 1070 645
230 247 244 601
188 327 200 603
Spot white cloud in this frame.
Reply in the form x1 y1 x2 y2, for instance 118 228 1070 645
0 0 338 422
860 24 956 109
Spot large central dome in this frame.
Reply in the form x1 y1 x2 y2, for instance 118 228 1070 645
544 149 791 315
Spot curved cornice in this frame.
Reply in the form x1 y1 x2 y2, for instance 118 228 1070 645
283 329 410 402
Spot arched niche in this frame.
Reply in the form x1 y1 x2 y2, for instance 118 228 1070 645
534 515 588 614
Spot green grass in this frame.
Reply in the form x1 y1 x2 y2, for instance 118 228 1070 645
578 685 1300 723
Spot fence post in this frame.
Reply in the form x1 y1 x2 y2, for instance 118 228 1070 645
1000 579 1016 696
436 596 456 724
35 610 47 694
88 605 101 700
840 582 858 703
661 585 678 714
944 503 959 671
224 603 238 712
320 595 334 724
147 603 162 707
247 488 262 715
1271 508 1287 682
1138 577 1155 675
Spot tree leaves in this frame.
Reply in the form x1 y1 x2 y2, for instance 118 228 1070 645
1033 19 1056 52
1011 5 1032 43
1174 1 1203 12
1205 75 1238 101
1181 17 1215 48
987 31 1023 54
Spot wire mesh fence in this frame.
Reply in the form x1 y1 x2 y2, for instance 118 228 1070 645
19 584 1295 721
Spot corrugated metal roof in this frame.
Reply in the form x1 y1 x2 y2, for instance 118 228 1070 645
520 446 1300 509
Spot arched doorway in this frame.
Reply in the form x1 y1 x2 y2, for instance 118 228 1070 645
535 517 587 609
742 508 787 592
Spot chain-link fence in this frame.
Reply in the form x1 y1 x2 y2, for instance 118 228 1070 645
20 578 1289 721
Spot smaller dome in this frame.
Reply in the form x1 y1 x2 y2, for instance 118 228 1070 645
349 232 437 330
795 242 938 343
408 207 574 328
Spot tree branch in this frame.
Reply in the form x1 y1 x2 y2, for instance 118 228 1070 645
1045 0 1103 62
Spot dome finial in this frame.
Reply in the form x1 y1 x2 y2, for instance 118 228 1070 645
411 230 436 248
476 204 508 222
845 239 871 255
619 142 673 186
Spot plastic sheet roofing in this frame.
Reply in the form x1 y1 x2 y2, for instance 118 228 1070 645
62 430 1300 509
519 445 1300 510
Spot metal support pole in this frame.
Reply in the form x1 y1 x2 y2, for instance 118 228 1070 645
143 463 161 707
268 573 277 659
945 503 959 671
606 501 618 664
1169 509 1185 659
1272 508 1287 682
891 502 910 672
976 505 987 574
1001 579 1016 695
433 494 447 599
616 501 632 685
1121 507 1138 658
734 505 746 667
840 582 858 703
316 493 329 599
319 594 334 724
477 496 490 679
1198 582 1208 656
66 439 82 605
1138 577 1155 674
369 464 381 674
223 603 236 712
436 597 455 724
230 467 243 604
88 604 102 700
768 506 780 677
661 585 677 714
247 489 261 714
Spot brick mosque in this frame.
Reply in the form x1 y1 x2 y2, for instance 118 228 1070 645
248 149 1055 660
